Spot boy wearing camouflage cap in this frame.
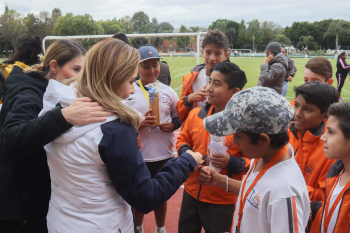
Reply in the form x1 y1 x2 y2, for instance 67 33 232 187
199 86 310 233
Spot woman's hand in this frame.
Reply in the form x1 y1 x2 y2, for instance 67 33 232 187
61 97 114 126
186 150 204 170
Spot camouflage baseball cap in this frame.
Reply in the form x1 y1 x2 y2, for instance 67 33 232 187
203 86 294 136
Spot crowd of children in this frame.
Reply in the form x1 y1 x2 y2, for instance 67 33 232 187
0 29 350 233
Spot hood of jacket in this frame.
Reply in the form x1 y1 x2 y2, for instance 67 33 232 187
270 53 288 69
38 79 117 143
191 63 206 72
4 66 48 100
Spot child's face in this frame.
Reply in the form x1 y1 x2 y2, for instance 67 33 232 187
293 94 328 133
321 116 350 160
116 67 137 99
201 44 229 73
138 59 160 83
233 131 265 159
303 68 333 85
207 71 236 109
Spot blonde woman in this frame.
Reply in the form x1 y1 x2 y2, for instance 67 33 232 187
0 39 112 233
40 38 203 232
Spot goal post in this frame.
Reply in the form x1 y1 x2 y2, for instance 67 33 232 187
43 32 207 95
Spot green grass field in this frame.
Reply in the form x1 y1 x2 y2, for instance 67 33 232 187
165 56 350 100
2 57 349 100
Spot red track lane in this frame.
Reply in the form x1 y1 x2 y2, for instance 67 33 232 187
142 129 206 233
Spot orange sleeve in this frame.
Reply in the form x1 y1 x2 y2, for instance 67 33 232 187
176 111 194 153
308 159 335 201
176 76 194 122
309 203 324 233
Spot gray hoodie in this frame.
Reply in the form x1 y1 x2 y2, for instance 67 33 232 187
257 53 288 95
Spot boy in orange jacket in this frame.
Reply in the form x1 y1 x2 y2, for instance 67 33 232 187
290 57 334 107
288 82 339 202
310 102 350 233
176 62 249 233
176 30 230 121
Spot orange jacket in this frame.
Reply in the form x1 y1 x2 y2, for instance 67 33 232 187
176 64 205 121
290 98 295 107
310 160 350 233
176 104 250 205
288 122 336 202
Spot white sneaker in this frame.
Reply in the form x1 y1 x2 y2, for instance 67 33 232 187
136 225 144 233
155 226 166 233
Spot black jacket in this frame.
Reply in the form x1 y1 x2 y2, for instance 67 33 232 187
336 57 350 76
0 66 72 221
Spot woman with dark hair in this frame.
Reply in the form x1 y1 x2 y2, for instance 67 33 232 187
0 39 112 233
336 52 350 100
0 36 43 79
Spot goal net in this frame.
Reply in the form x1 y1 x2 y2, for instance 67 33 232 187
43 33 204 95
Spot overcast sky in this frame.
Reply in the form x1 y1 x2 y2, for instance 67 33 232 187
1 0 350 28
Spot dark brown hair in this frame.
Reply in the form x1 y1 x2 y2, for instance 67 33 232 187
328 102 350 139
202 30 229 52
24 39 85 76
3 36 43 66
305 57 333 81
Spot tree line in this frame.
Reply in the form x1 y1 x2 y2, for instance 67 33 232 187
0 6 350 55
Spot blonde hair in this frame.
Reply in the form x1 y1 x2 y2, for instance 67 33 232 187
24 39 85 77
75 38 140 126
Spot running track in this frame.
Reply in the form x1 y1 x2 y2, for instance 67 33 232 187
142 129 206 233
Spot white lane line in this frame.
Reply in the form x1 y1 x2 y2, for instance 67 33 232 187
170 66 195 74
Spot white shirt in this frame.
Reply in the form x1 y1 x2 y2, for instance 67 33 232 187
232 144 310 233
130 81 179 162
321 178 344 233
191 68 209 107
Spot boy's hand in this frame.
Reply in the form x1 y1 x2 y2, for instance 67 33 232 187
264 54 274 64
199 166 221 186
159 122 174 132
61 97 114 126
210 152 230 169
186 150 204 170
287 76 293 82
188 85 207 103
139 109 156 128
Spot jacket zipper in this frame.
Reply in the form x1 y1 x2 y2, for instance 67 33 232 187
197 185 202 200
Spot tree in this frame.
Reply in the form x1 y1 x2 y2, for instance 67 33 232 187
261 21 283 44
54 13 104 36
189 26 200 32
324 20 350 55
176 25 190 50
131 11 149 32
159 22 174 32
226 28 236 48
101 20 124 34
272 34 291 46
0 7 27 51
119 15 133 33
240 19 263 53
52 8 62 17
297 36 317 52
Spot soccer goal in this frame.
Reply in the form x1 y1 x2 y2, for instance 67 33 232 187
43 32 207 95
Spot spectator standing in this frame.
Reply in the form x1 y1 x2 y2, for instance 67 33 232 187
281 47 297 97
258 42 288 95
